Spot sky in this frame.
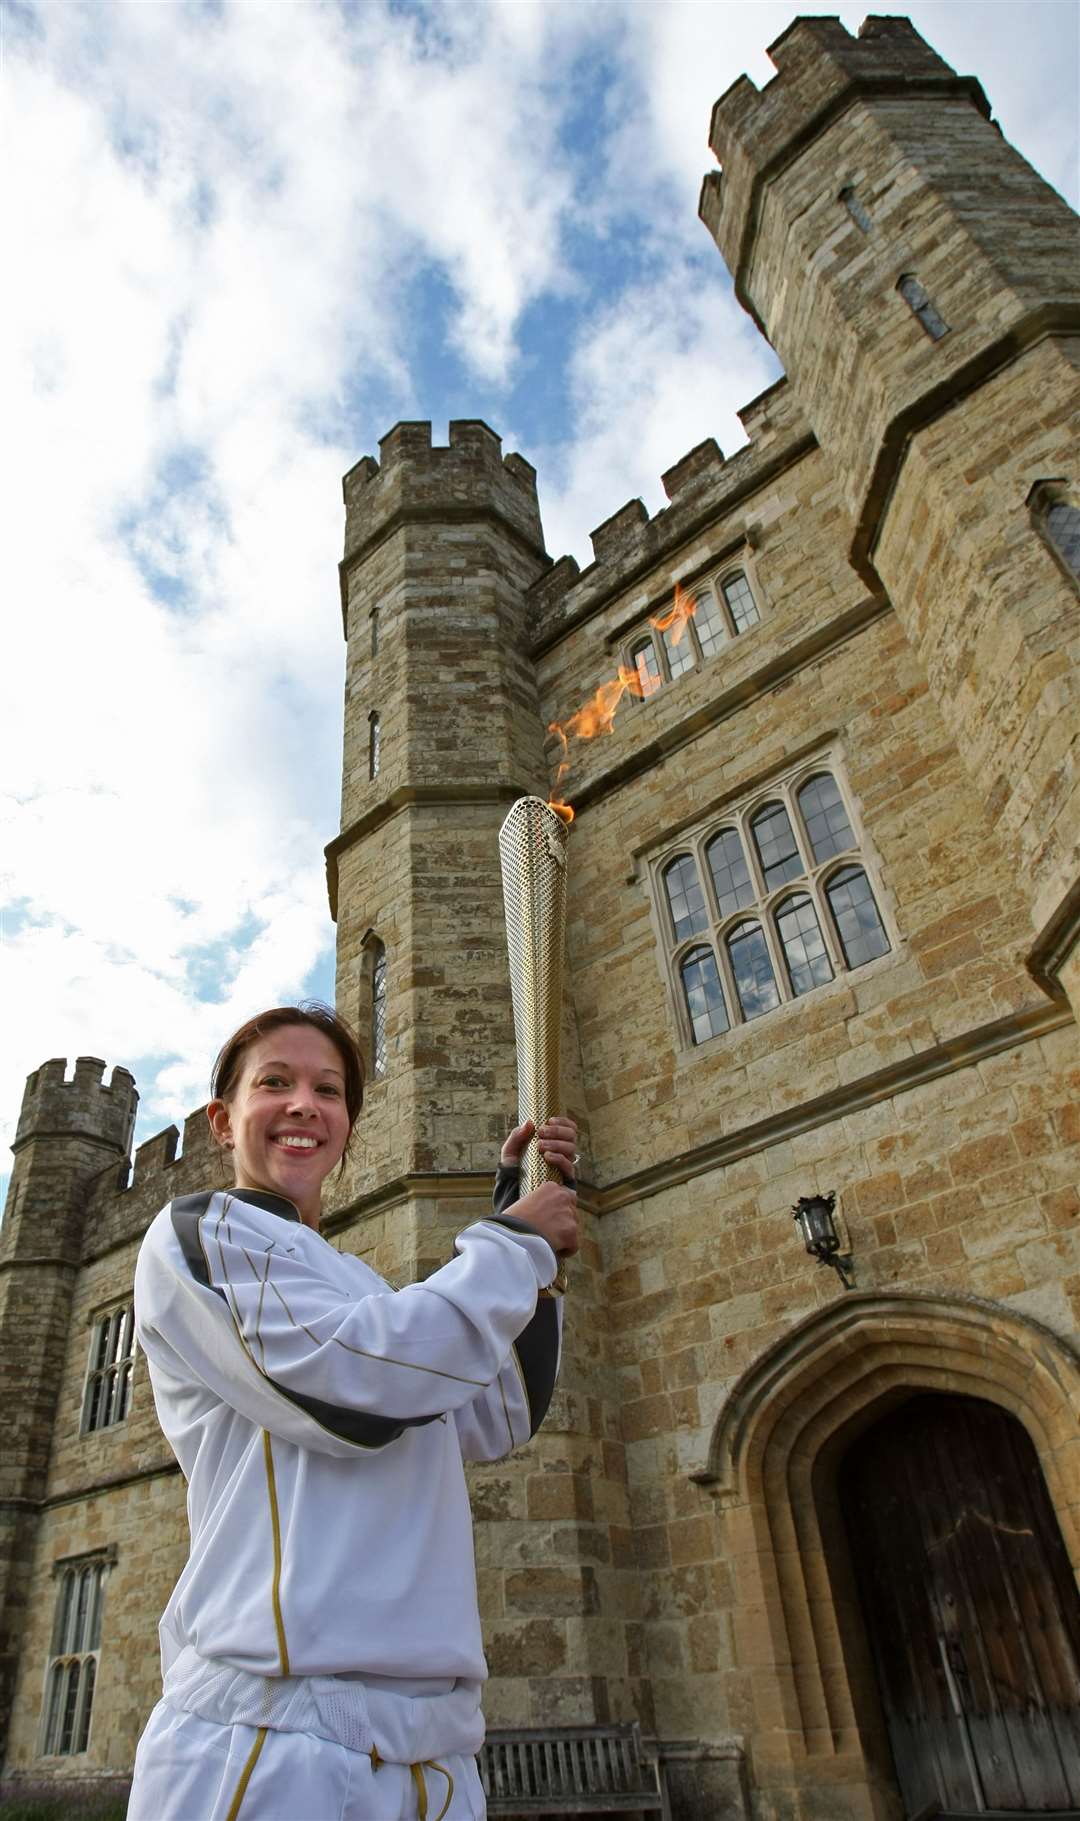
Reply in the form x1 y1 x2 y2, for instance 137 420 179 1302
2 0 1078 1199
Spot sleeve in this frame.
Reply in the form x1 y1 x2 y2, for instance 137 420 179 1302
453 1164 565 1464
134 1189 558 1459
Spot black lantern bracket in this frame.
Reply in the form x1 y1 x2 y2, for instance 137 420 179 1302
792 1192 855 1290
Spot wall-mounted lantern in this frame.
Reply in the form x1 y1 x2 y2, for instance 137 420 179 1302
791 1192 854 1290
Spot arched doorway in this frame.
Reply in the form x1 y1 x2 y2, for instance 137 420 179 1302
840 1393 1080 1818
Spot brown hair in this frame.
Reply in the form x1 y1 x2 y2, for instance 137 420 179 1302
211 1003 365 1157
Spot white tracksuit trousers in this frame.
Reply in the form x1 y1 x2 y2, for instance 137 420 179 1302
127 1648 486 1820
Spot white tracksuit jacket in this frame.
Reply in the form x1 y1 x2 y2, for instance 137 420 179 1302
133 1168 562 1688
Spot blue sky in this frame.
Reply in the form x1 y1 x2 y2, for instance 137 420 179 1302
2 0 1077 1199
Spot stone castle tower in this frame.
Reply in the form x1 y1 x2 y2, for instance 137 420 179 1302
2 18 1078 1821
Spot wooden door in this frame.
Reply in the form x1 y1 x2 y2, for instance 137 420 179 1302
840 1393 1080 1817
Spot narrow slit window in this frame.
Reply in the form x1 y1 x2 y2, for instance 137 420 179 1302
721 571 760 633
692 587 728 658
663 854 708 942
777 895 834 997
798 773 854 863
897 274 949 341
371 943 387 1080
706 827 755 919
839 186 873 232
630 639 662 700
370 608 379 658
368 712 381 780
681 946 729 1044
826 866 890 968
727 922 781 1021
751 802 804 891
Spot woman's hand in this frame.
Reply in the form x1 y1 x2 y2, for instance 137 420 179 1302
500 1115 578 1181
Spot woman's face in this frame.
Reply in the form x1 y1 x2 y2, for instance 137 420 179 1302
208 1025 351 1230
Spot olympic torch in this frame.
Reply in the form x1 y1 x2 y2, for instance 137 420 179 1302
498 796 570 1195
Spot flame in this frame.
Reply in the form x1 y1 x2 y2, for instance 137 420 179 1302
546 582 693 819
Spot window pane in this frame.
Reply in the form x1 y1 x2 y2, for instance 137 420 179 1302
92 1319 110 1372
706 828 755 919
777 895 834 997
721 571 760 633
53 1574 75 1655
87 1568 103 1651
369 714 381 780
798 773 854 863
663 855 708 942
826 866 890 968
116 1361 133 1423
372 947 387 1079
1045 501 1080 576
74 1570 92 1650
108 1310 124 1366
728 922 781 1021
631 640 662 699
59 1661 80 1754
76 1657 96 1754
681 947 729 1044
44 1662 65 1755
751 802 804 890
85 1375 104 1434
693 588 728 658
661 625 695 680
120 1307 135 1362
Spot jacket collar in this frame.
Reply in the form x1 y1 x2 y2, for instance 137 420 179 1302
231 1187 303 1225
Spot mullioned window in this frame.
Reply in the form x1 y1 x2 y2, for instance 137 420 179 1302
624 558 764 699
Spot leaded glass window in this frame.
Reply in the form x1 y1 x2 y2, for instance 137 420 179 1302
826 866 890 968
83 1307 135 1434
839 186 872 232
371 943 387 1080
897 273 949 341
706 827 754 919
663 855 708 942
798 774 854 864
721 571 760 633
1044 501 1080 578
631 639 662 699
661 623 695 680
777 895 834 997
728 921 781 1021
751 802 802 890
42 1562 105 1756
693 587 728 657
681 947 729 1045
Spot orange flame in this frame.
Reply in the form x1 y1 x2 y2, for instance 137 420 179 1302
546 589 694 820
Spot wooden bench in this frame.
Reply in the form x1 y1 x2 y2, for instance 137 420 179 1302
479 1723 671 1817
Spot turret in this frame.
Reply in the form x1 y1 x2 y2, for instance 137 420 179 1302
0 1058 137 1758
700 13 1080 1016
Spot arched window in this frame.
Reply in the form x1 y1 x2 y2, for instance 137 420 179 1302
42 1562 104 1756
371 942 387 1079
897 274 949 341
693 586 728 657
797 773 854 864
750 802 803 891
83 1306 135 1434
706 827 754 919
838 186 872 233
630 638 662 700
681 946 729 1044
1043 501 1080 576
776 894 834 997
721 570 760 633
727 921 781 1021
826 866 889 968
368 712 381 780
663 854 708 942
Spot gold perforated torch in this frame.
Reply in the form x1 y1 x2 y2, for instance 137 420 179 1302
498 796 571 1195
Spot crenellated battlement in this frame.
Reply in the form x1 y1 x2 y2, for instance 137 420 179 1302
13 1056 138 1155
527 378 813 650
699 14 989 316
341 418 546 572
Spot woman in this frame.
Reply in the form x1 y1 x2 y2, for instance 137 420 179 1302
130 1002 578 1821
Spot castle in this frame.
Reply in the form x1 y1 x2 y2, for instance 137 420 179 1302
2 16 1078 1820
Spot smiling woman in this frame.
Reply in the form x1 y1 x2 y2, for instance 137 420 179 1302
128 1001 579 1821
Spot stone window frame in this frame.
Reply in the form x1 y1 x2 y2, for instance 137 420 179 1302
649 751 894 1050
80 1301 136 1436
1028 478 1080 591
622 549 767 699
38 1550 114 1759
